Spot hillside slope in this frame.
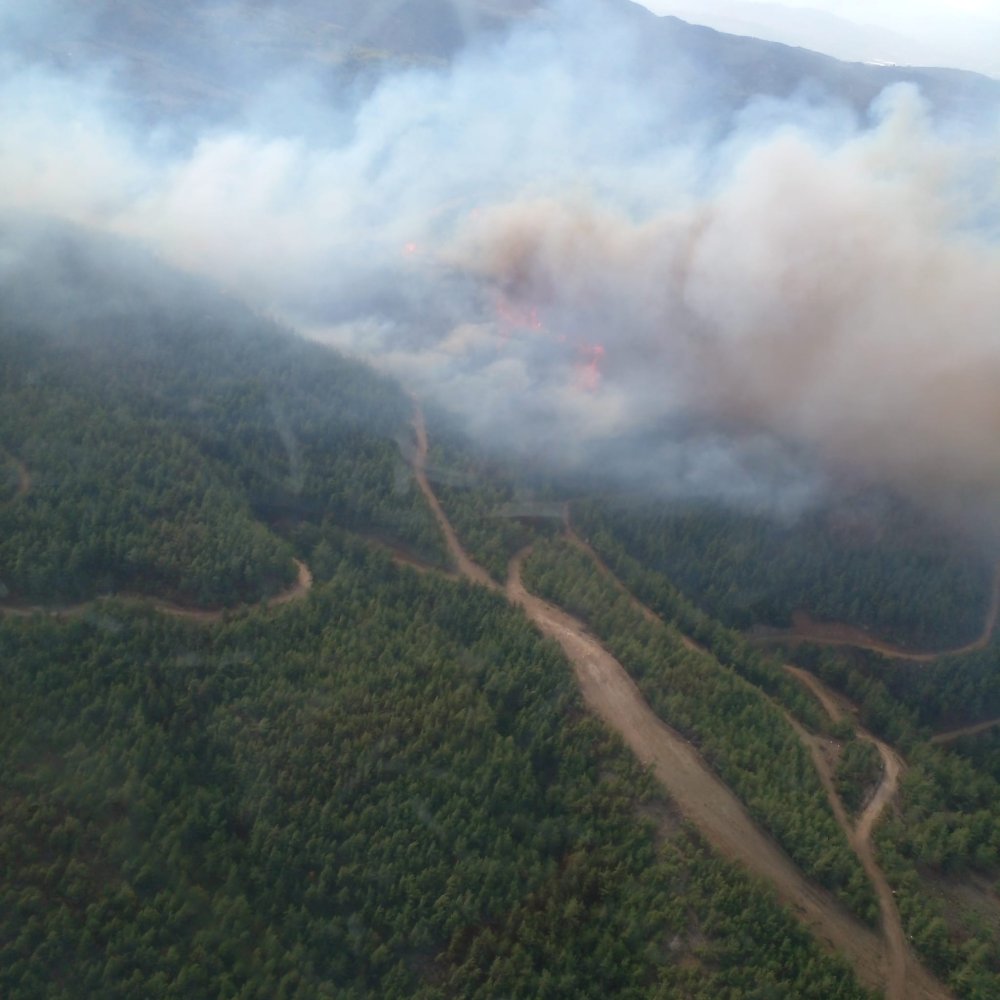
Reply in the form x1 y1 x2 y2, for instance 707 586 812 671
0 216 444 606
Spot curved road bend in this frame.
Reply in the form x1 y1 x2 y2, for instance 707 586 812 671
784 666 945 1000
751 560 1000 663
0 559 313 623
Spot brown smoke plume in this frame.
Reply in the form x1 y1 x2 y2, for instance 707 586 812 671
453 85 1000 522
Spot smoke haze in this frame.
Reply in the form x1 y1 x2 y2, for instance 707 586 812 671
3 0 1000 522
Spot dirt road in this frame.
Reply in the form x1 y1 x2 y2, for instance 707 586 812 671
557 514 952 997
0 558 312 623
783 666 943 1000
782 667 904 850
406 408 886 988
410 405 497 591
263 558 313 608
751 560 1000 663
562 521 713 656
505 549 902 996
408 403 953 996
930 716 1000 745
564 520 658 624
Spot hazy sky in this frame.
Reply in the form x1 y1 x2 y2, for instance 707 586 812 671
637 0 1000 77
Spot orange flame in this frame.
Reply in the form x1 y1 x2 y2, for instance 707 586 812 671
576 343 605 392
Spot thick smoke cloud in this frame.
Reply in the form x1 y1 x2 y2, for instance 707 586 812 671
2 0 1000 522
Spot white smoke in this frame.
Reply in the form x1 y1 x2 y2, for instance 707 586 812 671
2 0 999 518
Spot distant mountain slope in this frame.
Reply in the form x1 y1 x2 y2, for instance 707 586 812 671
21 0 538 120
607 0 1000 122
644 0 1000 79
17 0 1000 123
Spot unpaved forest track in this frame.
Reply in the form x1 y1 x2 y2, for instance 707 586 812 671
0 559 312 622
259 558 312 610
782 666 944 1000
555 510 949 998
505 549 899 996
751 559 1000 663
930 716 1000 745
410 405 497 591
406 403 953 997
563 516 657 623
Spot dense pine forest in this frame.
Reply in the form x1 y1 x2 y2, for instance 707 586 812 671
5 0 1000 995
3 219 1000 999
1 221 877 998
1 539 873 1000
0 219 444 608
576 498 997 650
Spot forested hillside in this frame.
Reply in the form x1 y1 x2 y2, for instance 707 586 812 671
0 516 871 998
521 536 876 921
563 489 1000 996
6 0 1000 996
5 218 1000 999
772 638 1000 994
0 217 881 998
0 218 444 607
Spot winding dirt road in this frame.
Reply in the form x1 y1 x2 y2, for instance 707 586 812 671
264 558 313 608
751 560 1000 663
0 558 312 623
782 666 935 1000
505 548 915 996
562 516 947 999
406 402 954 998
